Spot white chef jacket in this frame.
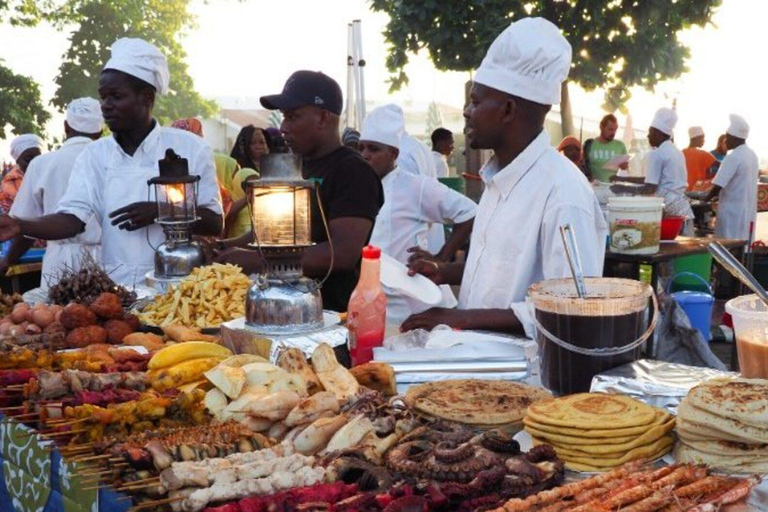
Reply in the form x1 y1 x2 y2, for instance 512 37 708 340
645 140 693 219
432 151 449 178
370 167 476 263
458 131 608 338
712 144 759 240
10 137 102 284
398 134 437 179
57 123 222 286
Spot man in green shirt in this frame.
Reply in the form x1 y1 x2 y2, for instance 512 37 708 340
584 114 628 182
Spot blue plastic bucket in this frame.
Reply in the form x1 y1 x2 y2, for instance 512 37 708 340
666 272 714 342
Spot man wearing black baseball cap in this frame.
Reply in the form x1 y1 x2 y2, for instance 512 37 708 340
219 71 383 312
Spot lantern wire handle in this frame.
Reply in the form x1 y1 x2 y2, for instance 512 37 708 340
146 186 160 252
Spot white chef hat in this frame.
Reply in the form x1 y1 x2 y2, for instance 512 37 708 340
688 126 704 139
66 98 104 134
10 134 44 162
474 17 571 105
727 114 749 140
359 104 405 150
650 108 678 136
104 38 170 94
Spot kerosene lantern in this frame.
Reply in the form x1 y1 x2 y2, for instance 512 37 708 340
244 153 325 333
148 149 206 278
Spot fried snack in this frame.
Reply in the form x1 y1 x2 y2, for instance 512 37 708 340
89 292 125 320
311 343 359 401
278 348 324 395
137 263 250 328
350 362 396 396
66 325 108 348
60 303 98 330
162 324 219 343
122 332 165 351
103 319 134 344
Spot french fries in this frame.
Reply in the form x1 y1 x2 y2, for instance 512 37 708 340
137 263 250 328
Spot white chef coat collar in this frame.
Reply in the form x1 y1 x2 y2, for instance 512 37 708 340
109 119 162 159
480 130 549 199
62 136 93 148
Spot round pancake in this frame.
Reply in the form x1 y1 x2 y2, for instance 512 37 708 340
565 442 672 473
677 400 768 444
525 417 675 454
523 409 672 438
687 378 768 429
526 393 659 430
534 435 673 468
675 442 768 473
405 380 552 426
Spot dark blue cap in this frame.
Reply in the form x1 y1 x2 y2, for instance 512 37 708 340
260 71 343 116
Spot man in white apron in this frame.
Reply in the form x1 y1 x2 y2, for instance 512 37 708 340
705 114 758 241
0 38 223 286
402 18 607 336
360 104 476 323
3 98 104 286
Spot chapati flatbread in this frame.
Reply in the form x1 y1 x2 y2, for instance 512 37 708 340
678 400 768 444
525 393 659 430
680 438 768 457
534 435 673 470
687 378 768 429
523 409 672 439
404 380 552 426
525 417 675 454
675 442 768 473
676 417 755 444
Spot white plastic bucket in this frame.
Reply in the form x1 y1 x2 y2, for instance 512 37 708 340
608 196 664 254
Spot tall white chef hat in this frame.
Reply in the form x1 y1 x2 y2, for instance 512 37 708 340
650 108 678 136
359 104 405 150
66 98 104 134
474 17 571 106
103 38 170 94
727 114 749 140
10 134 44 162
688 126 704 139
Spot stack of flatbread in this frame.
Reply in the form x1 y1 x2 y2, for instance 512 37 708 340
404 380 551 431
675 378 768 473
524 393 675 472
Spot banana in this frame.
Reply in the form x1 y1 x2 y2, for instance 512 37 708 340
148 341 232 370
152 357 223 392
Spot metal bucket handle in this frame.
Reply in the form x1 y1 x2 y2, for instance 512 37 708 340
665 272 713 296
531 288 659 357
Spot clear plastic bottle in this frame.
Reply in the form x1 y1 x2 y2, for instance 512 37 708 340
347 245 387 365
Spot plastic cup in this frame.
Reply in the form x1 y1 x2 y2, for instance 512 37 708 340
725 294 768 378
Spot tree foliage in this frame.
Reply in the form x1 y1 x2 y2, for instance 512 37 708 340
0 60 50 139
50 0 216 125
370 0 721 112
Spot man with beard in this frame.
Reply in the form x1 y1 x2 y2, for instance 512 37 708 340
403 18 606 336
584 114 628 183
0 38 223 286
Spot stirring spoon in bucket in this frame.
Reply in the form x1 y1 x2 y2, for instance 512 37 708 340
560 224 587 298
708 242 768 306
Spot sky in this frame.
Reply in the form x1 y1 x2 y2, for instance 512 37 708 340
1 0 767 160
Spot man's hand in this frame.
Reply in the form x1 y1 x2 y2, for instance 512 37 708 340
407 246 443 264
618 161 629 171
400 307 468 332
406 257 445 284
108 202 159 231
0 216 21 241
214 247 265 275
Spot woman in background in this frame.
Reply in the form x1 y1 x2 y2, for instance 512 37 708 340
227 126 273 238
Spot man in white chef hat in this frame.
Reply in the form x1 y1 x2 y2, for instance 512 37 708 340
0 38 223 286
359 104 476 324
683 125 717 189
2 98 106 282
1 134 45 214
705 114 758 240
403 18 607 336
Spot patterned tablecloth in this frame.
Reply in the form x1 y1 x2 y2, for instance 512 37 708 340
0 417 130 512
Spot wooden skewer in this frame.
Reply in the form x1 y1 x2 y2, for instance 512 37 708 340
118 482 161 492
81 484 105 491
70 454 108 463
47 416 90 426
119 476 160 486
0 405 27 411
129 496 184 511
40 429 86 437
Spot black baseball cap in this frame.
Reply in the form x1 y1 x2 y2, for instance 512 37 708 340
260 71 343 115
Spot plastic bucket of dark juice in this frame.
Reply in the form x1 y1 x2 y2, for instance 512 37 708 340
528 278 657 396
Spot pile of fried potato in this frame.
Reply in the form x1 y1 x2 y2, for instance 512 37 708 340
137 264 250 328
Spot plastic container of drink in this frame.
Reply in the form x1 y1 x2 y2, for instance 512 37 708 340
725 294 768 378
347 245 387 366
